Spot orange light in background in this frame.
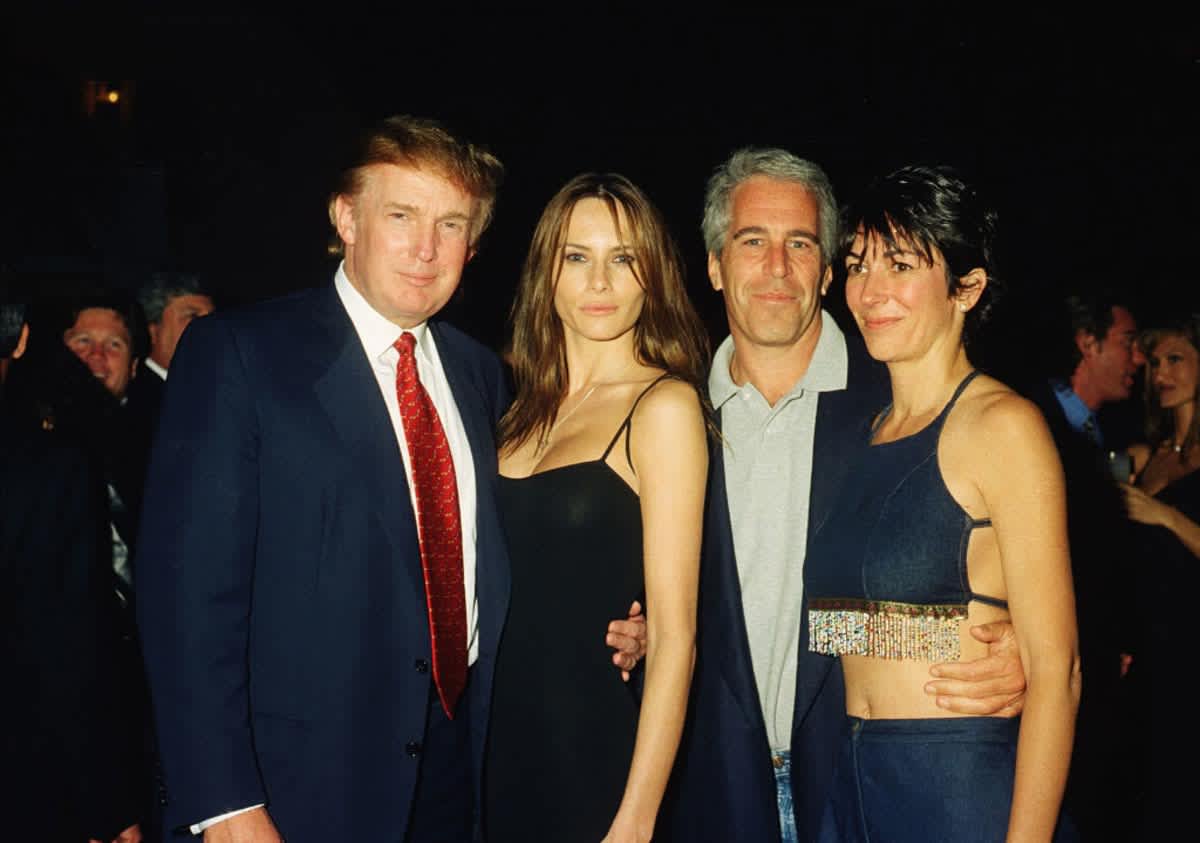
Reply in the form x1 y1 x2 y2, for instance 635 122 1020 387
107 90 120 104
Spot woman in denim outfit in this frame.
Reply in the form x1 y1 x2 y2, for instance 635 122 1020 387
805 166 1080 841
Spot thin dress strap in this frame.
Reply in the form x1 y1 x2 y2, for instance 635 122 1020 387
870 370 982 438
599 373 675 471
939 369 982 421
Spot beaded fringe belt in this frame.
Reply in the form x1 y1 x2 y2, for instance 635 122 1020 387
808 598 967 662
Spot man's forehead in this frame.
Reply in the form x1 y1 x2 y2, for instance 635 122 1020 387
728 177 819 231
361 162 473 203
167 293 214 312
70 307 131 337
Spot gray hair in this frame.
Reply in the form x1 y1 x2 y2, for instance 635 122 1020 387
137 272 207 325
701 147 839 268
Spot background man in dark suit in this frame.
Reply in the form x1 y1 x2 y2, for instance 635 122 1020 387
1025 291 1142 841
665 148 1028 842
127 271 215 438
2 279 143 842
137 116 513 842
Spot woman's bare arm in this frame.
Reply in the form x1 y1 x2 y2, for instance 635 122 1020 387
603 380 707 843
974 394 1080 843
1123 483 1200 558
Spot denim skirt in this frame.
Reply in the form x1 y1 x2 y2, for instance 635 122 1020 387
816 716 1076 842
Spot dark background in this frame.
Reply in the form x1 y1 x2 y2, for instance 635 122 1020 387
3 7 1196 381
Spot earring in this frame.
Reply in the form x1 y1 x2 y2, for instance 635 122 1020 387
958 303 968 312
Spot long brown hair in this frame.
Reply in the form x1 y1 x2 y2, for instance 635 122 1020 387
499 173 711 451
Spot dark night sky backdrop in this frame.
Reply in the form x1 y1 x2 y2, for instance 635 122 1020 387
2 8 1196 383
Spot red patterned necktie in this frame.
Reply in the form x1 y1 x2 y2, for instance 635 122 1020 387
394 331 467 718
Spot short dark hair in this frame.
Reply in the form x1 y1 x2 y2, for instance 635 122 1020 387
1054 291 1129 379
64 291 147 360
137 272 208 325
841 164 1001 348
1 275 28 358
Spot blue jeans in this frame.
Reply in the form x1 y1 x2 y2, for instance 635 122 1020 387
817 716 1076 842
773 750 799 843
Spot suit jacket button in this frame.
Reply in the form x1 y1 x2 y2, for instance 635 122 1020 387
406 741 422 757
414 658 429 674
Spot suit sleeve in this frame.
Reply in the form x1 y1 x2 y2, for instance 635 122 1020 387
136 316 267 828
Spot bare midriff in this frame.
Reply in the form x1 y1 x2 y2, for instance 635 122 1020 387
841 599 1010 719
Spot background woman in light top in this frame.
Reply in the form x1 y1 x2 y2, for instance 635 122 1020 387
804 165 1079 841
484 173 709 843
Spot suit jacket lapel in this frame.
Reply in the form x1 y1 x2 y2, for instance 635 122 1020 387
706 414 771 735
309 286 423 596
794 335 886 732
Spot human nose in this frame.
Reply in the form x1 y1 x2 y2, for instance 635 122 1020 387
412 222 438 262
588 262 612 291
766 242 790 279
853 266 888 307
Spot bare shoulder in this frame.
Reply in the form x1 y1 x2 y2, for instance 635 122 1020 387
942 375 1061 493
629 377 707 456
949 375 1050 445
633 376 703 418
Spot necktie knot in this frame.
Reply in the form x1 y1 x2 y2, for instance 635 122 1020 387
395 331 417 357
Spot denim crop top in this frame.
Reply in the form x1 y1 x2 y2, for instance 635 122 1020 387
805 371 1007 662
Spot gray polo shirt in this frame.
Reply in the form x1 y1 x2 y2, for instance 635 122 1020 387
708 311 849 751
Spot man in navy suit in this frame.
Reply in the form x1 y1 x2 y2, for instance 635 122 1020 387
138 116 515 842
665 148 1029 842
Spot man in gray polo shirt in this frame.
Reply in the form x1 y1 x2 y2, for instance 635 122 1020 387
666 148 1027 843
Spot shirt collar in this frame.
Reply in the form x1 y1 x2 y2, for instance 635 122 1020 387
708 310 849 409
1050 378 1103 444
334 262 433 364
143 357 168 381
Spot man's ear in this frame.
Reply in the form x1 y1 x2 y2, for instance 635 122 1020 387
333 195 357 247
820 264 833 296
707 252 724 292
1075 328 1099 357
147 320 161 351
130 357 139 380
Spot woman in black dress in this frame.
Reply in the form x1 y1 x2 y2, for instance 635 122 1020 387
1123 315 1200 836
484 173 709 842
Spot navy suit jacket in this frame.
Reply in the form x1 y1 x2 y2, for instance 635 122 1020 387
136 284 511 841
664 329 887 843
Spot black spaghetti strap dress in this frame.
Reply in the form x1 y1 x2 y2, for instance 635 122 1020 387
484 378 667 842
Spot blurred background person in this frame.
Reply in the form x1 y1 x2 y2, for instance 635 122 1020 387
1 276 143 842
1022 291 1142 840
128 272 214 438
1121 314 1200 837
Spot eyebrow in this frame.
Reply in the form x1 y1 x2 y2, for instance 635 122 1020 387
562 242 634 251
732 225 819 241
